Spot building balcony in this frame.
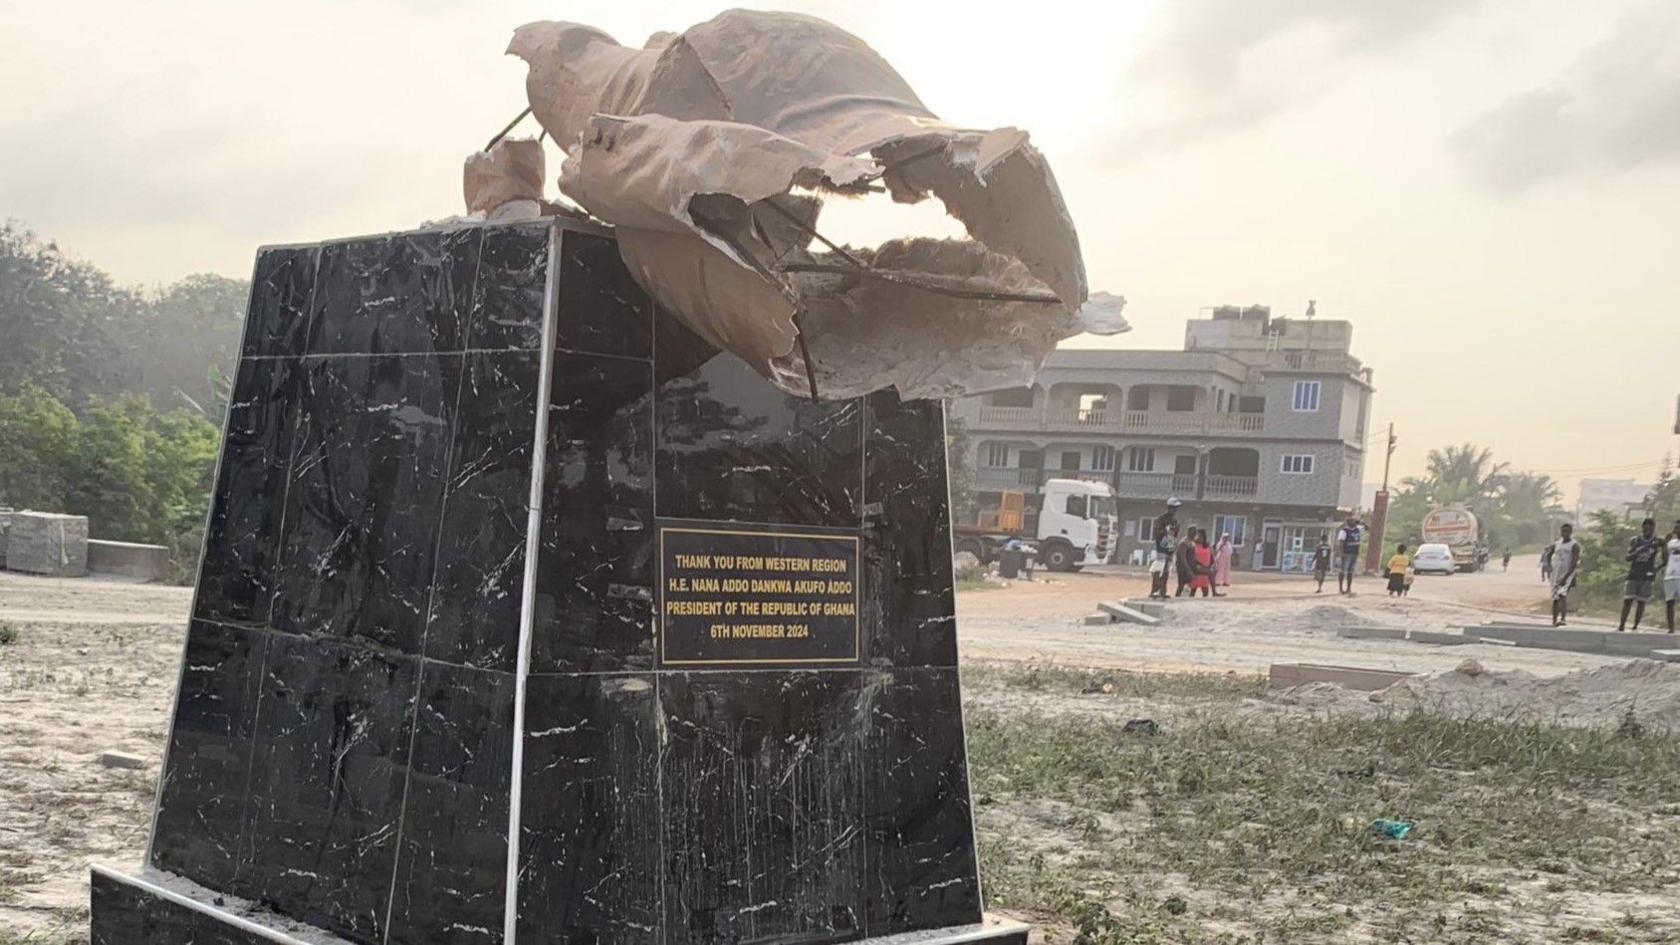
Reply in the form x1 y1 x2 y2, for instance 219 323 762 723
972 406 1264 435
976 468 1261 500
1112 471 1198 499
976 467 1116 491
1205 474 1259 498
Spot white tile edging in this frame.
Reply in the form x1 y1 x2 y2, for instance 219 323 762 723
501 220 561 944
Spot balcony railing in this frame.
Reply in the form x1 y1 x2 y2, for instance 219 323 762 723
1113 471 1198 498
976 467 1115 490
1205 474 1259 498
976 467 1263 500
977 406 1264 435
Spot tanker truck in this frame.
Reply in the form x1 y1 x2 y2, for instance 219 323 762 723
1421 506 1482 572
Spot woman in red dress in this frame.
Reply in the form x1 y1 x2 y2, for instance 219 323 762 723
1191 529 1215 597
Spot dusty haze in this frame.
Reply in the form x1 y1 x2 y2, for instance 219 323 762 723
2 0 1677 498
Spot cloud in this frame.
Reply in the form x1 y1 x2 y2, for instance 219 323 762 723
1117 0 1479 154
1453 2 1680 193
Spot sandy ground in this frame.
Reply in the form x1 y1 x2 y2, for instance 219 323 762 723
0 571 189 935
958 553 1628 678
0 554 1667 939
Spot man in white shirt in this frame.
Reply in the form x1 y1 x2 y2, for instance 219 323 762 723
1548 523 1582 628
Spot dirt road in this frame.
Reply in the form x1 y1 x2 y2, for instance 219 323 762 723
0 572 189 937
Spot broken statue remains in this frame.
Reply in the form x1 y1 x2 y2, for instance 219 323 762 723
465 8 1127 400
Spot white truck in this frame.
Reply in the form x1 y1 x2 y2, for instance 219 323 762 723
1421 506 1482 572
954 478 1118 571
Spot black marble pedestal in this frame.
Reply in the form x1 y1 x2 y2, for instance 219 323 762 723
91 219 1025 945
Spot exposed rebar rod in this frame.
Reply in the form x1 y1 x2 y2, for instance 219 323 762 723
484 106 534 152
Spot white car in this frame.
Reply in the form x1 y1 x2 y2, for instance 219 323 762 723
1411 543 1457 575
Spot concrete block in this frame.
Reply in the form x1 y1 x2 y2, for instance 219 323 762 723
1408 631 1473 646
1082 612 1114 626
6 511 88 577
1465 625 1677 656
100 751 146 770
1098 601 1161 626
1269 662 1417 692
87 539 171 582
1337 626 1408 641
1122 598 1167 619
1651 649 1680 663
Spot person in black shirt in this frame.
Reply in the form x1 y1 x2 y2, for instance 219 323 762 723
1312 535 1332 593
1334 516 1363 595
1619 518 1664 632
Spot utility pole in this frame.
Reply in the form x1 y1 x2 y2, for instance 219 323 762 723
1365 423 1398 574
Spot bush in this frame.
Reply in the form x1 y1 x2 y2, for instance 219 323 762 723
0 385 218 583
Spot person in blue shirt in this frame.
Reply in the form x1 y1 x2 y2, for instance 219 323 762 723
1334 515 1363 595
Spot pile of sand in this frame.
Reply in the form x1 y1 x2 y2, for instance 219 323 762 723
1282 658 1680 728
1376 657 1680 727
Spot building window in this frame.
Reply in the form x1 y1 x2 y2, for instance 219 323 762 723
1281 454 1315 475
1213 514 1247 547
1138 517 1155 542
1238 395 1266 413
983 443 1010 467
1216 389 1226 412
1126 446 1156 472
1166 386 1196 411
1092 445 1116 471
1292 381 1321 412
1066 495 1089 517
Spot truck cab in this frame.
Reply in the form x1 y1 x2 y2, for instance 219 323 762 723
1035 478 1117 570
954 478 1117 571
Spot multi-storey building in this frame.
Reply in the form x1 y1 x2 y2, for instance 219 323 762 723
950 305 1374 571
1576 478 1654 524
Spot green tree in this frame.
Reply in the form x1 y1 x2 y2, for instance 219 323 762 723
127 273 248 417
1387 444 1565 552
0 221 143 408
0 382 78 509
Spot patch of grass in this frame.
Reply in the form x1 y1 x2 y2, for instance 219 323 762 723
0 622 18 646
954 577 1001 593
971 704 1680 942
963 660 1267 702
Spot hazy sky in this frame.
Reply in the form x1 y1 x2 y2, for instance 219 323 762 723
4 0 1678 499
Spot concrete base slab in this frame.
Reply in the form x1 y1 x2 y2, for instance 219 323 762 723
88 539 171 582
1464 625 1679 656
1337 626 1408 641
1098 601 1160 626
1121 598 1167 619
1082 612 1114 626
1651 649 1680 663
1269 662 1418 692
6 511 88 577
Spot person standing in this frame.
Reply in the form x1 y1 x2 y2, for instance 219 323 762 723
1662 522 1679 633
1335 516 1363 595
1149 498 1182 600
1618 518 1664 632
1150 524 1178 599
1541 543 1553 584
1191 530 1216 597
1386 544 1411 597
1502 546 1512 572
1312 534 1332 593
1214 532 1234 590
1174 528 1197 597
1548 523 1582 627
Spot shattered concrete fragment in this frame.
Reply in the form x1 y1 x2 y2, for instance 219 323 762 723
469 9 1127 399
